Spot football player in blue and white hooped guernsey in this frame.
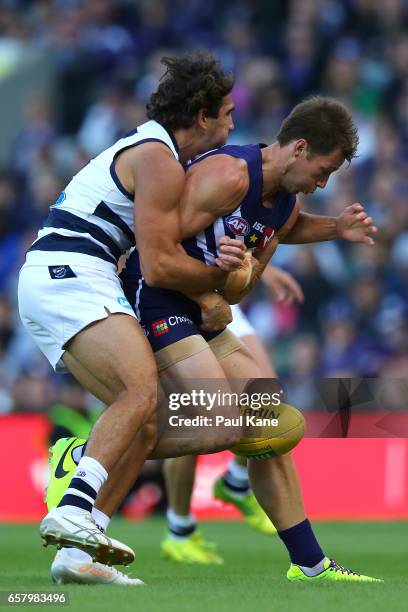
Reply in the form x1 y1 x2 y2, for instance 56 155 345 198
17 52 246 571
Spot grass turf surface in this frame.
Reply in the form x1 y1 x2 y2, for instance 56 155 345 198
0 519 406 612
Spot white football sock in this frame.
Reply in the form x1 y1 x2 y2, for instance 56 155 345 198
167 507 197 540
227 458 249 483
73 456 108 492
58 456 108 514
223 458 250 498
92 507 111 532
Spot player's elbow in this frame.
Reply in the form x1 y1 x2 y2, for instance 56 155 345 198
141 256 173 288
142 265 167 288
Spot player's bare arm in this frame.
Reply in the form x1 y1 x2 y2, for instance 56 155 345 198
176 154 250 326
262 266 304 305
282 203 378 245
179 155 249 238
116 143 244 292
221 200 377 304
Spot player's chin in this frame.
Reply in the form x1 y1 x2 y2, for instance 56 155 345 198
288 182 302 194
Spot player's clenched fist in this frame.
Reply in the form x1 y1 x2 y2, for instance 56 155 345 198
216 236 247 272
199 292 232 332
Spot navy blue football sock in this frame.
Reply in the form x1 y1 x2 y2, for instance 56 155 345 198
278 519 324 567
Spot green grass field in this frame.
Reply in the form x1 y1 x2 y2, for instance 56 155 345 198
0 519 406 612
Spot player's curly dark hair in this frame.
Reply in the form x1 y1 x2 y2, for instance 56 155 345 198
146 52 234 131
277 96 359 162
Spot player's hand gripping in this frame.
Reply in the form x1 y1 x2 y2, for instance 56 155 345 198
199 292 232 332
187 237 245 331
336 203 378 245
216 236 247 271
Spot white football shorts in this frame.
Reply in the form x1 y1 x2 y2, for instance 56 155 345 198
228 304 256 338
18 252 136 373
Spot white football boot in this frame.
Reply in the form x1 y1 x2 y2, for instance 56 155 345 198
51 550 144 585
40 508 134 566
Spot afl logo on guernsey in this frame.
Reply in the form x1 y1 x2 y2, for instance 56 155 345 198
225 215 250 237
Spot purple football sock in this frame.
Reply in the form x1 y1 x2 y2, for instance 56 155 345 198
278 519 324 567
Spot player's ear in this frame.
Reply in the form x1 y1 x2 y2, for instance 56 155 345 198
293 139 308 158
196 109 208 130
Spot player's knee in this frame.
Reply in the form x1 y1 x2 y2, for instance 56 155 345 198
224 427 243 449
203 430 242 453
139 416 158 454
120 376 158 419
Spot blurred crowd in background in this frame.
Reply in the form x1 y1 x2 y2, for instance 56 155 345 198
1 0 408 416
